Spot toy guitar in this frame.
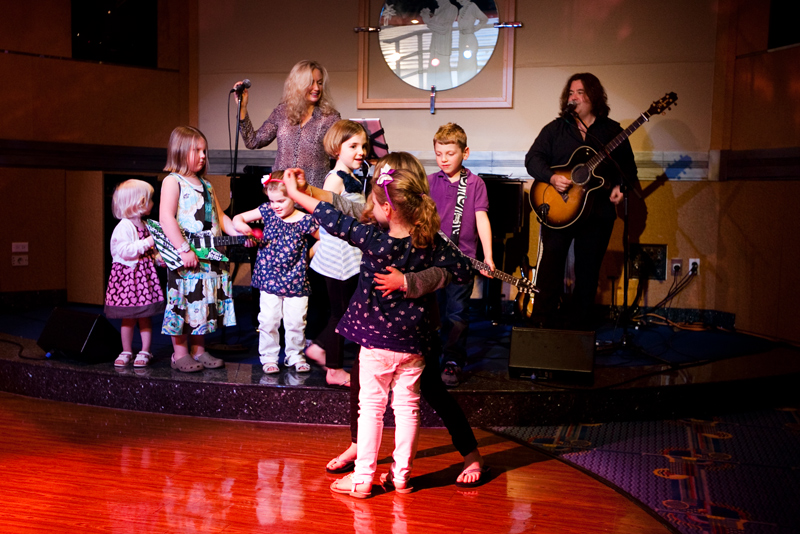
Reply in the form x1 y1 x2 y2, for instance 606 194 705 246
531 92 678 229
146 219 256 270
469 257 538 294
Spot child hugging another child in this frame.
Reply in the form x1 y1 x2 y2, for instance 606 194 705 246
283 163 473 498
232 171 319 375
105 179 165 368
159 126 244 373
305 120 370 387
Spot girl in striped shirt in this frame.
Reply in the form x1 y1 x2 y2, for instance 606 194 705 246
305 120 370 387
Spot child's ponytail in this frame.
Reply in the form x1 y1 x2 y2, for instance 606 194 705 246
408 193 440 249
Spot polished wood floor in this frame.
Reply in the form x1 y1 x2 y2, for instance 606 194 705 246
0 391 670 534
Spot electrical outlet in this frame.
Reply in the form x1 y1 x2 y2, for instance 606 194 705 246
11 254 29 266
689 258 700 274
670 258 683 274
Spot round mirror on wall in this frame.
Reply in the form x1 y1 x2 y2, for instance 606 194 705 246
378 0 499 91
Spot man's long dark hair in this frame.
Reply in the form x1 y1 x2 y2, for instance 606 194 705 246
559 73 610 119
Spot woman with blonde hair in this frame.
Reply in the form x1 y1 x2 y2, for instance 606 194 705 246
235 60 341 188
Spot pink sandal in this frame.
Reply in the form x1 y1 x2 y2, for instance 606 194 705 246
133 351 152 368
330 473 372 499
114 352 133 367
380 471 413 494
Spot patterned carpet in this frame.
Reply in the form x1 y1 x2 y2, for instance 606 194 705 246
494 407 800 533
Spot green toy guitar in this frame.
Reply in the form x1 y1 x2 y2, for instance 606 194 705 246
146 219 254 270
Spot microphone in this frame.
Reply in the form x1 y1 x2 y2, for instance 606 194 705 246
231 79 251 95
564 100 578 113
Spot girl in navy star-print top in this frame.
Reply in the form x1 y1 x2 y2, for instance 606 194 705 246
282 164 471 499
232 171 319 376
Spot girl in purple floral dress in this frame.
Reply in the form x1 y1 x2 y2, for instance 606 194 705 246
232 171 320 374
104 179 165 368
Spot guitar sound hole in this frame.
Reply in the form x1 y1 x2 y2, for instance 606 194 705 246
572 165 590 186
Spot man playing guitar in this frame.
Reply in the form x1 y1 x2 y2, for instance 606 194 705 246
524 73 638 330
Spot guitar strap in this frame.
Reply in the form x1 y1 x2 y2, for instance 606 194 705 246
450 168 469 247
200 179 214 228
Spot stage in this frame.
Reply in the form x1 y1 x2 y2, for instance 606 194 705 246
1 303 797 427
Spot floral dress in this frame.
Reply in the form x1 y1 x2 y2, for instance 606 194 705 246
251 204 318 297
161 173 236 336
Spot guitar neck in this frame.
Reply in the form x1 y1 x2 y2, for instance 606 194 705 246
468 257 525 288
587 113 650 172
189 234 248 248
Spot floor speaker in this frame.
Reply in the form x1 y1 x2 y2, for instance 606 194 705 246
509 327 595 381
37 308 122 364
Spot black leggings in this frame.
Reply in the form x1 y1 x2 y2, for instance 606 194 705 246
315 274 359 369
348 334 478 457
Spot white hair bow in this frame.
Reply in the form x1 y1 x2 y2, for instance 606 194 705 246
376 164 396 209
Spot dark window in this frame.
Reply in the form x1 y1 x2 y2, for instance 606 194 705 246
768 0 800 50
72 0 158 68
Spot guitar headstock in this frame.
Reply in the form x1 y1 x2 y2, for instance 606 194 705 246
521 281 539 294
647 92 678 117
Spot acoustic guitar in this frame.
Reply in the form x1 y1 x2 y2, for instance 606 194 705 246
531 92 678 229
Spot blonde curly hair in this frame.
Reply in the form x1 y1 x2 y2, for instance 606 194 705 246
282 60 337 125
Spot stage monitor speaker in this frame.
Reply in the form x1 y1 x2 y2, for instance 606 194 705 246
228 167 270 216
36 308 122 364
509 327 595 381
480 175 524 234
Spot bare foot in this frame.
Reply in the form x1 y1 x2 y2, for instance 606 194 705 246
327 442 358 473
305 343 326 366
326 368 351 387
456 449 484 485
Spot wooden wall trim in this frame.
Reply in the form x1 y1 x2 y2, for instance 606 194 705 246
719 147 800 181
0 140 166 173
14 142 784 182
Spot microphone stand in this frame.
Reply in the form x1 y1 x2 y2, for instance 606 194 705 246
232 91 243 190
567 112 669 366
208 90 248 354
599 161 671 367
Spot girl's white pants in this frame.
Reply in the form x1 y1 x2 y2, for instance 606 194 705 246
258 292 308 366
352 346 425 486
